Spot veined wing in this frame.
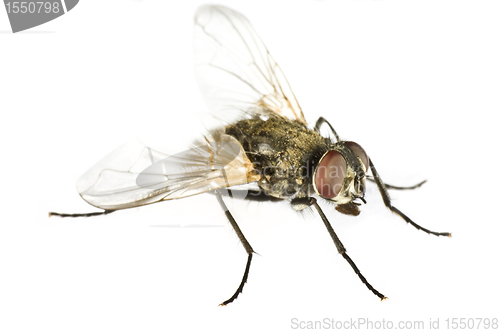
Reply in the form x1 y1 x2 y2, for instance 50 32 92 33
76 131 259 210
194 5 306 125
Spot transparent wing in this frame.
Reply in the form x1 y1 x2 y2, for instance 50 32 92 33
76 131 259 210
194 5 307 125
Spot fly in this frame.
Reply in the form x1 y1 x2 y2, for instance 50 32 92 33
50 5 451 305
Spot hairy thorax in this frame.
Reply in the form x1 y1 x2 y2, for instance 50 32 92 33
225 116 330 199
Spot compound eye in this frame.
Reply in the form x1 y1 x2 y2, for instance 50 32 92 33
345 141 369 171
314 150 346 199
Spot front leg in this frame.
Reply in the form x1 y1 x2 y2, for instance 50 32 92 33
291 197 386 300
369 159 451 237
366 177 427 190
314 117 340 142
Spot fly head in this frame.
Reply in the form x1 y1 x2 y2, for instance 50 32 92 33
313 141 370 215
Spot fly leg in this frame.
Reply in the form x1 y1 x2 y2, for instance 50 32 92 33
314 117 340 142
291 196 386 300
49 210 116 218
215 190 255 306
366 177 427 190
369 159 451 237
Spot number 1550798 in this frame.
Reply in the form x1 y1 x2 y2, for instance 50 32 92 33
5 2 61 14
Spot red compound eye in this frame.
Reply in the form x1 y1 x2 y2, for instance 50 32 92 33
314 150 346 199
345 141 369 171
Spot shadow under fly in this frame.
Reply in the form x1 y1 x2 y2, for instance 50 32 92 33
50 5 451 306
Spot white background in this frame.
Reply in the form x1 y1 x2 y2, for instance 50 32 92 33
1 0 499 332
